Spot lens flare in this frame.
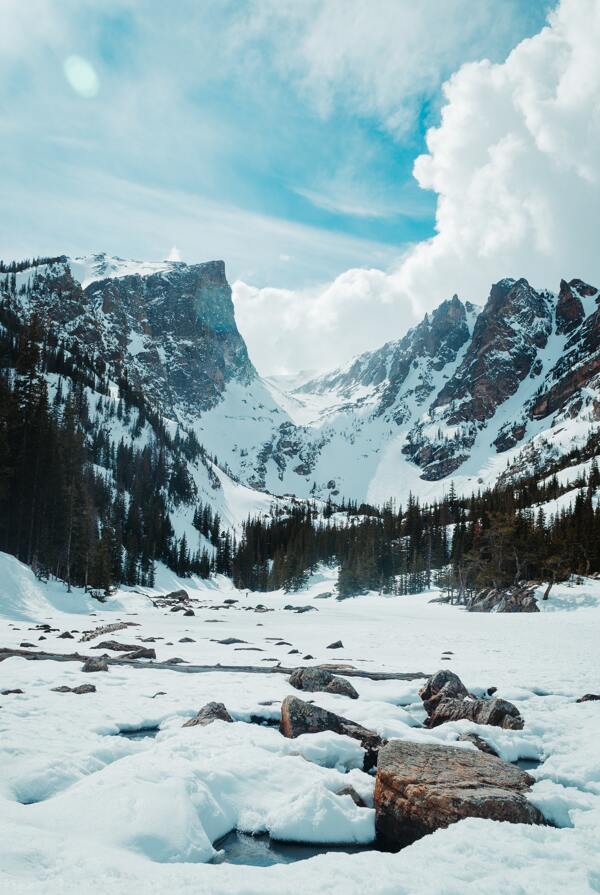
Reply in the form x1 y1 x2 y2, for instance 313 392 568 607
63 55 99 98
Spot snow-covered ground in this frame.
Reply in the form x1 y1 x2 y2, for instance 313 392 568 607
1 552 599 894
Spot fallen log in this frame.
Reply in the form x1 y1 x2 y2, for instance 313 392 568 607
0 646 428 681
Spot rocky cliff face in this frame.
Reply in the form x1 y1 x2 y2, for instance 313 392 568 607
268 274 600 501
5 254 254 413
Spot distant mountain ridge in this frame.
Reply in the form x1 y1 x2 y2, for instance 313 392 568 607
2 253 599 509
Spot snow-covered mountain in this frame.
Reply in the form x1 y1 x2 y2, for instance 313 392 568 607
3 253 600 511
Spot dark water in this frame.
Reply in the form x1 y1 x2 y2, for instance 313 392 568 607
513 757 542 770
117 727 159 740
211 830 378 866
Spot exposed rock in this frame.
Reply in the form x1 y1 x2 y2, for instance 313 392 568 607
324 676 359 699
19 642 35 648
58 631 74 639
214 637 247 645
555 278 586 335
179 637 195 643
164 657 185 664
335 785 367 808
93 640 141 652
288 666 359 699
375 740 545 848
458 733 499 756
419 670 469 713
81 656 108 673
577 693 600 702
183 701 234 727
420 670 524 730
426 696 524 730
52 684 96 695
183 609 195 617
327 640 344 649
467 585 539 613
280 696 384 770
314 592 332 599
1 688 24 695
120 647 156 660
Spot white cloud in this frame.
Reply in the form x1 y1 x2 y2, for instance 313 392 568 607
235 0 548 136
236 0 600 375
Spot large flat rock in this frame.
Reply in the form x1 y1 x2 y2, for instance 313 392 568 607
375 740 545 848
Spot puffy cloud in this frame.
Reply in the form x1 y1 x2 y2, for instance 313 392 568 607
236 0 600 374
234 268 408 375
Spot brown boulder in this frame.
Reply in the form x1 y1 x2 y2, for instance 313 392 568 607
288 666 359 699
375 740 545 848
425 695 524 730
419 671 524 730
183 701 233 727
419 670 469 713
280 695 383 770
324 676 359 699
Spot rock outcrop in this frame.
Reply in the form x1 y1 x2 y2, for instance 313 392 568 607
280 695 384 770
374 740 545 848
467 585 539 613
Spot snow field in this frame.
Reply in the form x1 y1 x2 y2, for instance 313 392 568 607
1 553 599 893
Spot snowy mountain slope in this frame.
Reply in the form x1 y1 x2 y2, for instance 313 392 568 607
266 276 600 505
3 253 600 511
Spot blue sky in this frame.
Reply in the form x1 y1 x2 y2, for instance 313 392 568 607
0 0 552 289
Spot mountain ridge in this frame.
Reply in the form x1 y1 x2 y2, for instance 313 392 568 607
2 253 599 510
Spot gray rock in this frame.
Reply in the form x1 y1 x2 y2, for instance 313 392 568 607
120 647 156 660
183 701 234 728
280 695 383 770
335 785 367 808
458 733 499 756
81 656 108 673
327 640 344 649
